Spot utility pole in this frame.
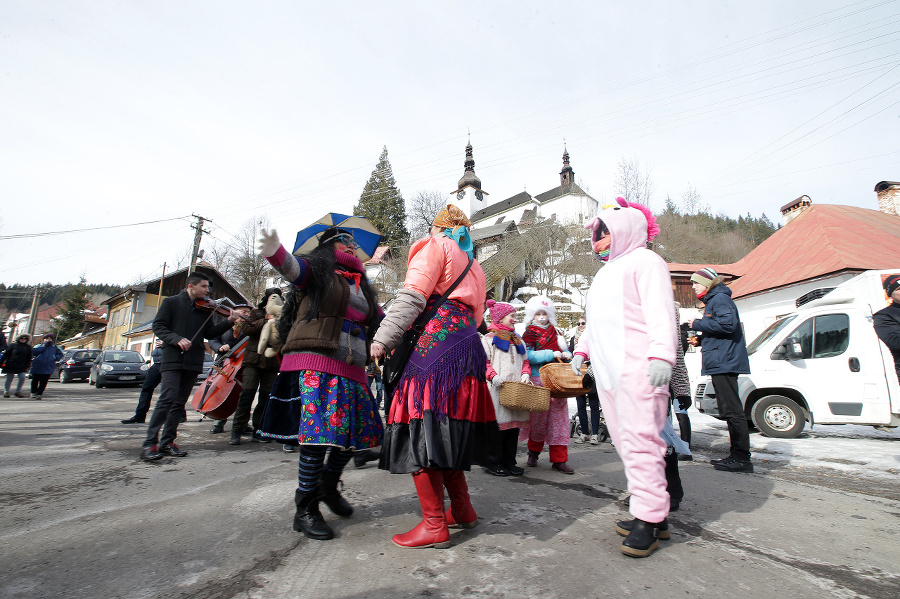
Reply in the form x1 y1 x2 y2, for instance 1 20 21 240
188 214 211 276
25 286 42 339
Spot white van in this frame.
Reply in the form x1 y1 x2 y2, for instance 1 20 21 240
694 270 900 438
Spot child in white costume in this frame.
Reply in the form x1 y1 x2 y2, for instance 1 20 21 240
481 299 532 476
520 295 575 474
573 197 676 558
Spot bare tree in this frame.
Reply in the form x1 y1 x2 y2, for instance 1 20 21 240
680 183 708 215
203 216 275 304
406 190 447 242
613 157 655 208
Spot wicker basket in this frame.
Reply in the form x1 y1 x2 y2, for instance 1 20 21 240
499 381 551 412
539 362 590 399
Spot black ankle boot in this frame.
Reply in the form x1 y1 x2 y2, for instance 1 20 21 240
620 518 666 557
317 471 353 517
353 448 380 469
293 489 334 540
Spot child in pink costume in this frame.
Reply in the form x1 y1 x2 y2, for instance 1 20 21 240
574 197 676 558
520 295 575 474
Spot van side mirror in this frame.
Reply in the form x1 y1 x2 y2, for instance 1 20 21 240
771 337 804 361
783 336 804 360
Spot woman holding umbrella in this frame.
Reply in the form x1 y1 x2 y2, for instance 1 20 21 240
256 216 384 541
370 204 498 549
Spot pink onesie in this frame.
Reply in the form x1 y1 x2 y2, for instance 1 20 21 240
579 199 676 524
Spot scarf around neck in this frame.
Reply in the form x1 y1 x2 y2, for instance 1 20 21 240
488 323 526 355
523 323 558 351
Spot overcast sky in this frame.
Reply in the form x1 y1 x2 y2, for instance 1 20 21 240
1 0 898 290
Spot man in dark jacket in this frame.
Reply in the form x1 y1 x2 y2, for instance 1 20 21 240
140 272 239 461
687 268 753 473
874 274 900 385
2 333 33 398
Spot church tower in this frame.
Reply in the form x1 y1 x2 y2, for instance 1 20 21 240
559 144 575 187
449 137 489 220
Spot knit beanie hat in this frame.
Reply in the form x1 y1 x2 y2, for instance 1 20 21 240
486 299 516 323
42 333 55 342
690 267 718 288
884 274 900 297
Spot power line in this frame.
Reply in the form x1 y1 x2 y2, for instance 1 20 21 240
0 216 191 240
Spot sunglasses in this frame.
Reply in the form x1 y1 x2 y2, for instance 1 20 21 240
331 234 358 249
578 322 586 326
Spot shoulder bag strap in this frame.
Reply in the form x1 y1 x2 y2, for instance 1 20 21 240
410 256 474 333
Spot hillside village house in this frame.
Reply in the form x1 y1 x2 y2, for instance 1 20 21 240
102 264 248 356
668 182 900 340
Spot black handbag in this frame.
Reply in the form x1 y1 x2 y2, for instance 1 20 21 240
382 257 473 398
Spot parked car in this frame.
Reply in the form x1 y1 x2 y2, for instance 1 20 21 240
194 353 216 385
53 349 101 383
89 350 148 388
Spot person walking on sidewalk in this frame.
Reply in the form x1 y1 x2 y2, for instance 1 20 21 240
140 272 239 461
122 340 163 424
2 334 33 398
687 267 752 473
371 204 499 549
29 333 63 399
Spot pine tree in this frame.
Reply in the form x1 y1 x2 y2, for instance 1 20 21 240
52 278 90 342
354 146 409 247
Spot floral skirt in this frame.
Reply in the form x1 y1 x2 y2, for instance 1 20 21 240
257 370 383 449
380 298 499 473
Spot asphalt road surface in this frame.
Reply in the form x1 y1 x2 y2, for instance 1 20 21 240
1 381 899 599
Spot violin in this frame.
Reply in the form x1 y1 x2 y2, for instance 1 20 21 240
191 336 247 420
194 298 252 322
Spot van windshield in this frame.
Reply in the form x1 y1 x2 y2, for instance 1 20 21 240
746 315 797 355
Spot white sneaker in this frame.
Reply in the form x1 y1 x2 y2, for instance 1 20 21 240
590 434 599 445
573 434 588 444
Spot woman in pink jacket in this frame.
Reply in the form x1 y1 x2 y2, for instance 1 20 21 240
371 205 498 549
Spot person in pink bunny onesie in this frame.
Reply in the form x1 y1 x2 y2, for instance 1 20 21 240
571 197 676 558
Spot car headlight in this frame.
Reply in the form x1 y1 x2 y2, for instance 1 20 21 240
140 364 150 371
101 364 113 371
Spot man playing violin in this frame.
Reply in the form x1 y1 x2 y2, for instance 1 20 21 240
141 271 241 461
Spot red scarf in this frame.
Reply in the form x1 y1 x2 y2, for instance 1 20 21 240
335 269 361 292
523 323 559 351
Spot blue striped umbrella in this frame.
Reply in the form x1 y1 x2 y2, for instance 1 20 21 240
292 213 383 261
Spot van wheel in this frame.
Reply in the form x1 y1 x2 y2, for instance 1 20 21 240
751 395 805 438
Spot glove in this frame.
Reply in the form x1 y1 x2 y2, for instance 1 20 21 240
570 354 584 374
561 351 572 360
257 229 281 258
520 373 531 383
647 359 672 388
677 395 692 411
553 351 562 359
491 376 504 389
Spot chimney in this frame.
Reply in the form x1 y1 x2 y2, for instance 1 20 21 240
780 195 812 226
874 181 900 216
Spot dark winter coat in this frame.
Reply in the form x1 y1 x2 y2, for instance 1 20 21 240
873 301 900 384
31 343 64 375
690 280 751 375
152 291 233 373
0 330 7 354
1 340 34 374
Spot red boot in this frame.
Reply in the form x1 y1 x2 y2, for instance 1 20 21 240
393 469 451 549
443 470 478 528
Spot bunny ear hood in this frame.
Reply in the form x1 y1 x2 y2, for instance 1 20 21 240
524 295 558 327
588 197 659 261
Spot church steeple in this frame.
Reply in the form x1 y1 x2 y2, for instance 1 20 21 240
560 143 574 187
450 134 488 220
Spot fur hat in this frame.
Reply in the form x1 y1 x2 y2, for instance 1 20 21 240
884 274 900 297
524 295 558 327
486 299 516 324
17 333 31 343
690 267 718 288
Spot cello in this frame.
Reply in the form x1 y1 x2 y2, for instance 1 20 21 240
191 336 248 420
